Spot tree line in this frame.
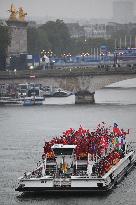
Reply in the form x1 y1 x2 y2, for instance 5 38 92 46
27 20 115 56
27 20 136 56
0 23 11 69
1 19 136 68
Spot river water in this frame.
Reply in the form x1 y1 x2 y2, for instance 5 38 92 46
0 79 136 205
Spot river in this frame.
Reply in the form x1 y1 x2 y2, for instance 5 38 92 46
0 79 136 205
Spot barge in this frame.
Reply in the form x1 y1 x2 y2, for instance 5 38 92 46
15 123 136 193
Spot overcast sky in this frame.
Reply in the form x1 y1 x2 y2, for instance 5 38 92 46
0 0 115 20
0 0 135 20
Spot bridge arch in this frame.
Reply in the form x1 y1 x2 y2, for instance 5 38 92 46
0 69 136 103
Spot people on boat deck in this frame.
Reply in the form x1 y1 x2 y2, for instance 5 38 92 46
24 172 27 177
42 123 130 176
44 123 128 158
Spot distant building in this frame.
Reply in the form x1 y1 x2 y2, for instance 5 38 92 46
106 21 136 48
83 24 109 39
66 23 110 39
113 0 135 23
66 23 85 38
106 22 136 35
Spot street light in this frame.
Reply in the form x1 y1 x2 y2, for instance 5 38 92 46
29 65 35 79
29 65 34 70
14 69 17 74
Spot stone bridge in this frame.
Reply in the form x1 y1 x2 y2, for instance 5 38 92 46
0 67 136 103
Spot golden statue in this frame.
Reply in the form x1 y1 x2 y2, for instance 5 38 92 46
8 4 18 21
18 7 27 21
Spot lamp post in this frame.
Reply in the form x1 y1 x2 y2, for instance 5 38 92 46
40 50 46 70
29 65 34 78
113 51 118 67
62 53 66 64
12 69 17 97
48 50 54 69
29 65 36 102
81 52 85 62
14 68 16 76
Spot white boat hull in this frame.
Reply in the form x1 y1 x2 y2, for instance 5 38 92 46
16 151 136 193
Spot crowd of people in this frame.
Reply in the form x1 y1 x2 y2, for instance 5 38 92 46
43 122 129 160
42 123 130 176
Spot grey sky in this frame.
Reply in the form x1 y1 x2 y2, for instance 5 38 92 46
0 0 114 20
0 0 135 20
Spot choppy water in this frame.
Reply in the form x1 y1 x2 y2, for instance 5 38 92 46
0 79 136 205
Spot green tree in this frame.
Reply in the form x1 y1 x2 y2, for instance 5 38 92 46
37 28 52 52
0 23 11 70
27 27 38 54
38 19 72 55
70 37 115 55
28 20 124 56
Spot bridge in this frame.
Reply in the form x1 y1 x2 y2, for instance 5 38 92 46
0 66 136 103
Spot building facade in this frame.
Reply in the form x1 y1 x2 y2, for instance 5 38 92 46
67 23 110 39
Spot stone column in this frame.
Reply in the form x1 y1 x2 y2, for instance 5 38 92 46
6 20 28 70
6 20 28 56
75 90 95 104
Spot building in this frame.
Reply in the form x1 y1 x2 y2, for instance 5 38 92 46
106 22 136 48
83 24 109 39
66 23 85 38
66 23 110 39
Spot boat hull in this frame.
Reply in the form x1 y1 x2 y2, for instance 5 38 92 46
16 185 109 193
23 97 44 106
15 157 136 193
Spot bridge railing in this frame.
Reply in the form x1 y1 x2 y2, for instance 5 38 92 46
0 66 136 79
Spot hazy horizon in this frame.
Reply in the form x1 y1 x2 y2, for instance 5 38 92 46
0 0 136 23
0 0 114 20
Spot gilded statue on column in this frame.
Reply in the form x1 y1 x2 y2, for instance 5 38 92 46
8 4 18 21
8 4 27 21
18 7 27 21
